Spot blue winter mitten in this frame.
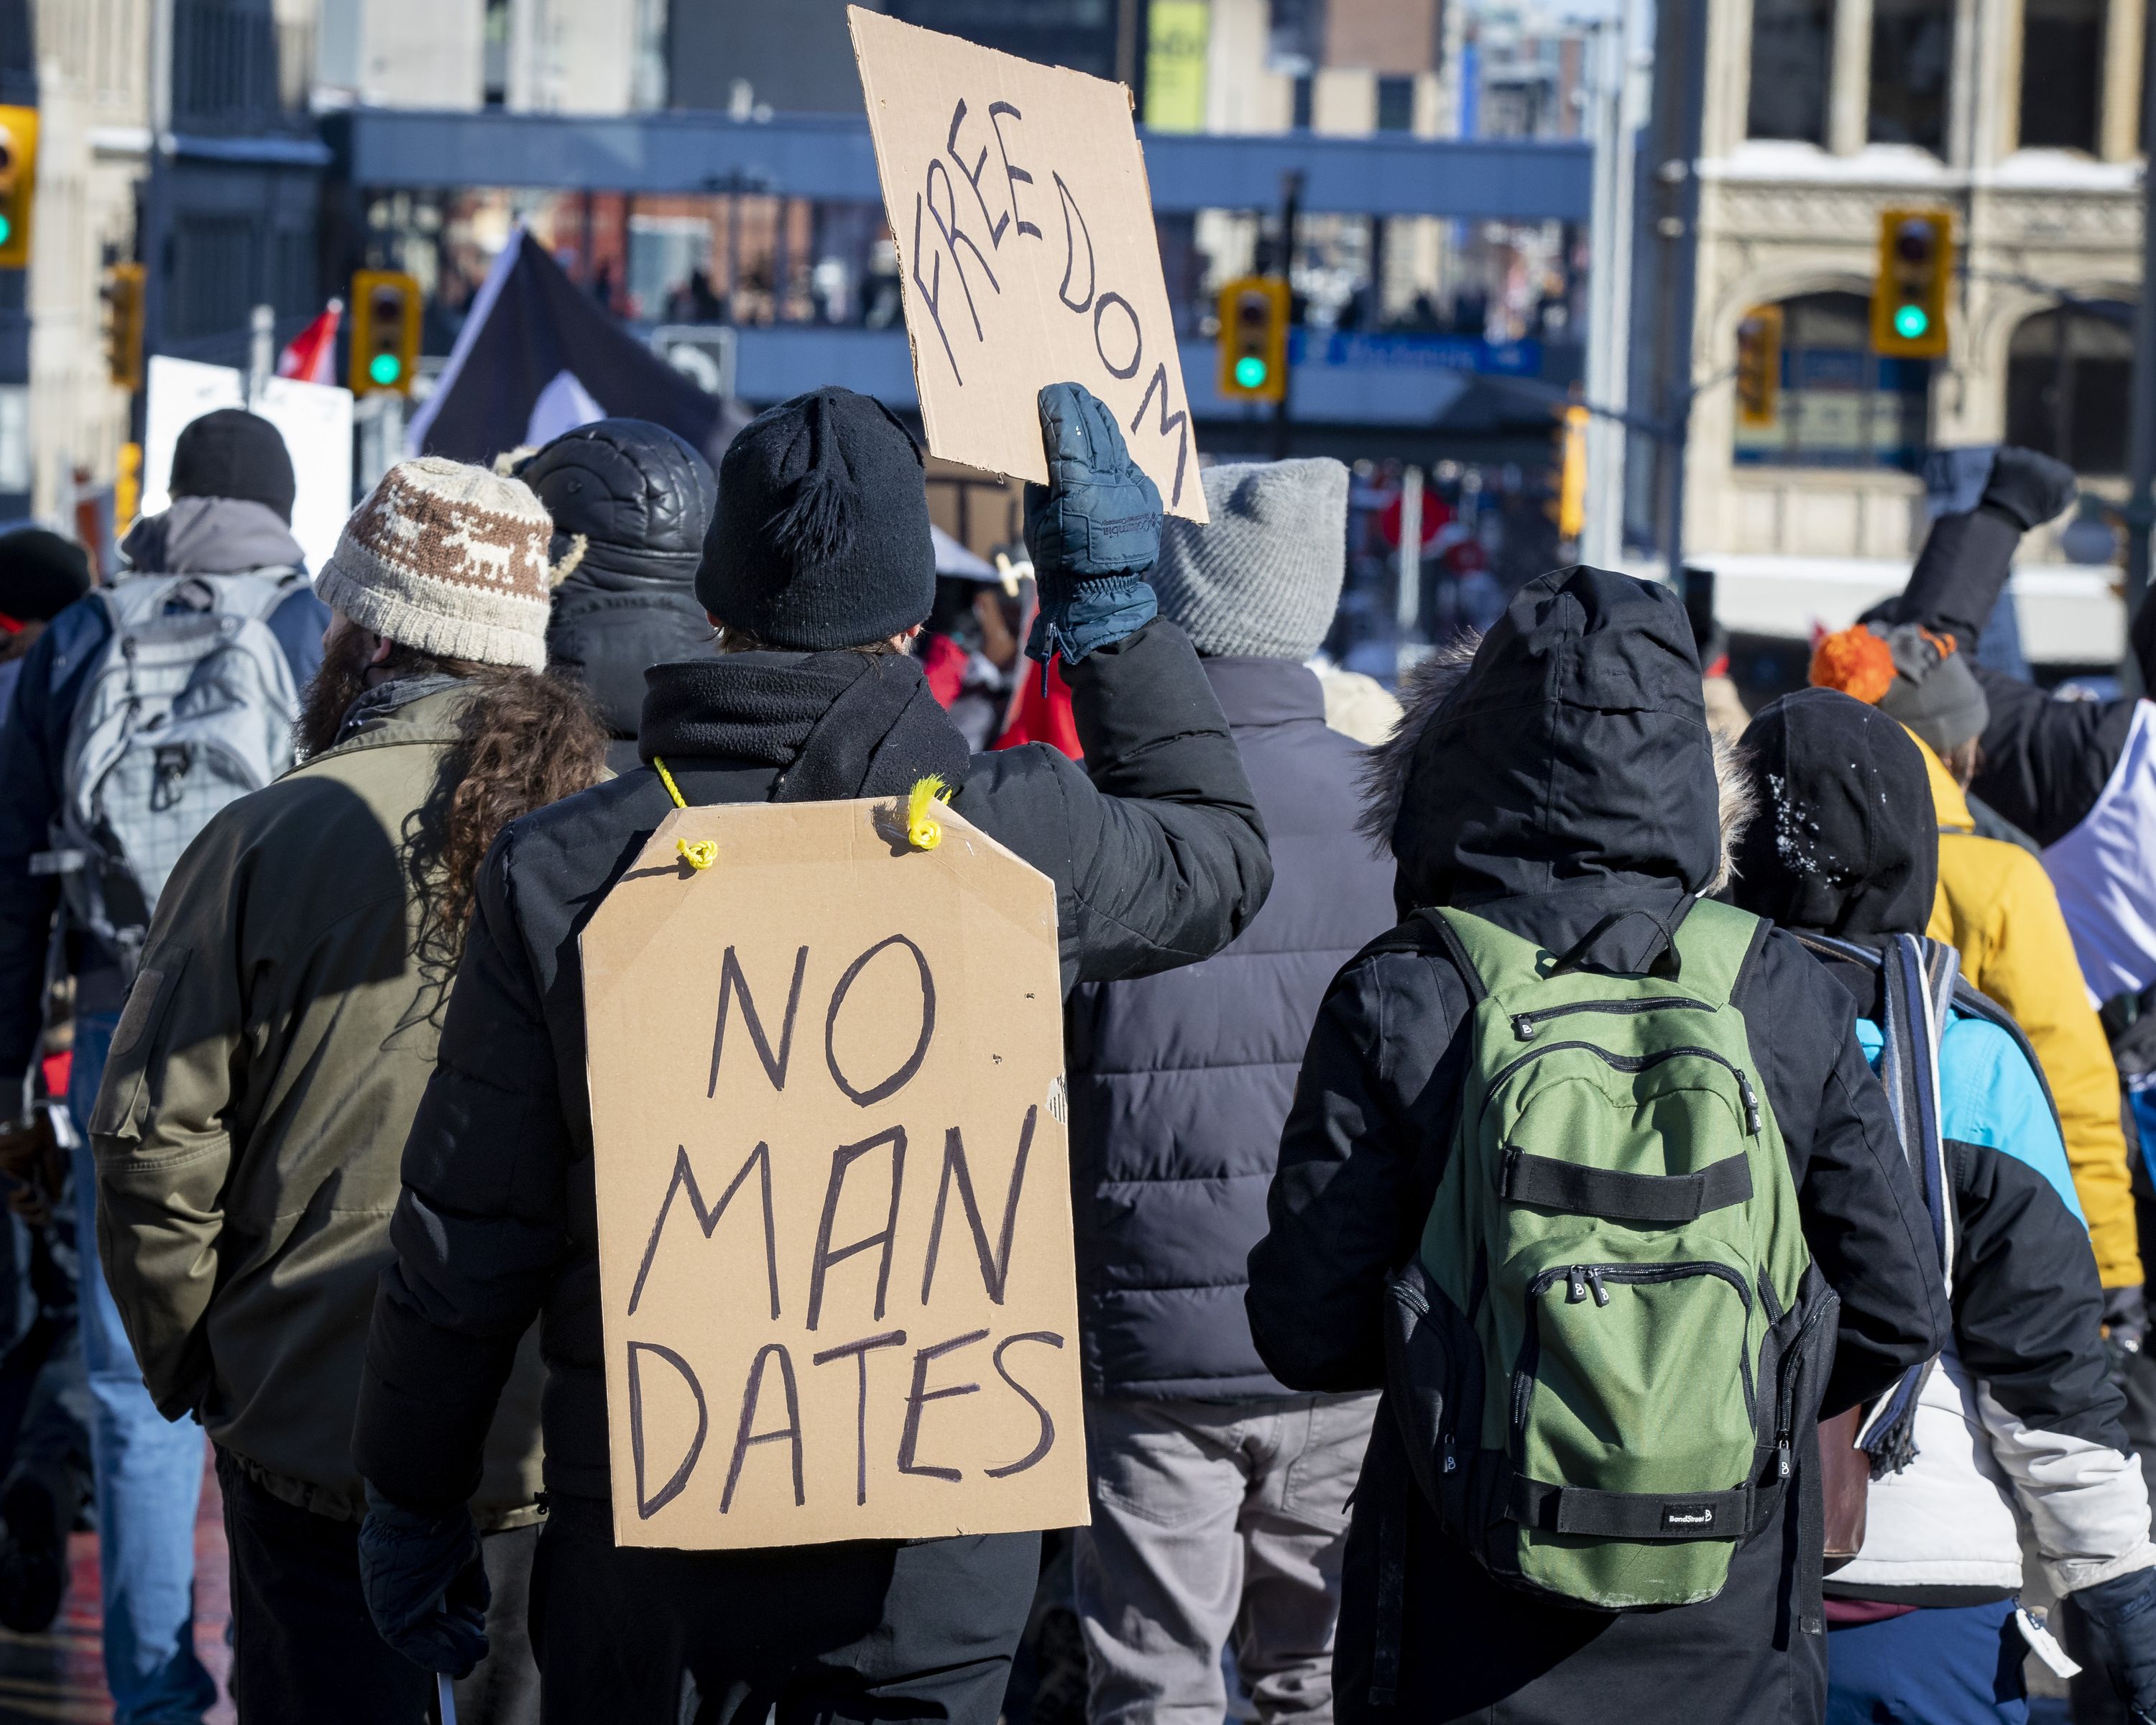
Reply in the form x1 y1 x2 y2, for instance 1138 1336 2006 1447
1021 381 1160 666
357 1484 491 1679
2063 1565 2156 1724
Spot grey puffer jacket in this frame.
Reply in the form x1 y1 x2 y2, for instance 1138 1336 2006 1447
1067 656 1394 1399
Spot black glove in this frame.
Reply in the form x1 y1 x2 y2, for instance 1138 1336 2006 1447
2064 1567 2156 1724
356 1484 489 1679
1981 446 2078 532
1021 381 1160 666
2104 1284 2149 1386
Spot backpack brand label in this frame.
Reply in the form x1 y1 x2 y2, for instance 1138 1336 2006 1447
1660 1504 1716 1531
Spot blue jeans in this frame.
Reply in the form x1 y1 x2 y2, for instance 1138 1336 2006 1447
69 1011 216 1724
1826 1601 2030 1725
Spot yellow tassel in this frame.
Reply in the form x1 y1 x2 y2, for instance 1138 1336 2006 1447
677 838 717 871
906 775 956 850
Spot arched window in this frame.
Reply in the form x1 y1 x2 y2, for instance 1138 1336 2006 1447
1731 291 1932 470
2005 303 2133 474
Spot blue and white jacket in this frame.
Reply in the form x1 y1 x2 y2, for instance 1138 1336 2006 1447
1830 1002 2156 1603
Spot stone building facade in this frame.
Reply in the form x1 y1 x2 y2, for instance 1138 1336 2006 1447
1682 0 2139 564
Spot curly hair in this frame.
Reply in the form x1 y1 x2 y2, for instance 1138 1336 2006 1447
407 666 610 967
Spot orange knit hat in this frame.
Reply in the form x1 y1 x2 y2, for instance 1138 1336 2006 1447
1809 625 1897 705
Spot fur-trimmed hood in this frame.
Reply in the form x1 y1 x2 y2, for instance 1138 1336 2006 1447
1360 565 1749 911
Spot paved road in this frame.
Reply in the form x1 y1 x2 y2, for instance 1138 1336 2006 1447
0 1457 231 1724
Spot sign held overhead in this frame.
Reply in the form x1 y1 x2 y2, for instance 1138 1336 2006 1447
849 6 1207 522
582 797 1089 1550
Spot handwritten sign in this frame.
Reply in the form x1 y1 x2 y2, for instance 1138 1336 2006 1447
582 799 1088 1549
849 6 1208 522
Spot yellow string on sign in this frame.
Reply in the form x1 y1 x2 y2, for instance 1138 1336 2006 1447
652 755 716 871
906 775 956 850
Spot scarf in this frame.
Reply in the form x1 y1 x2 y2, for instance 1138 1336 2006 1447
637 650 970 803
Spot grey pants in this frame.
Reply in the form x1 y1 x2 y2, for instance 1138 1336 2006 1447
1075 1393 1378 1725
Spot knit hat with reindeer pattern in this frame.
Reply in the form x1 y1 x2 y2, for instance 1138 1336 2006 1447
317 456 556 670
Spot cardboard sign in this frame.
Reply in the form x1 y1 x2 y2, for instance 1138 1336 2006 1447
849 6 1207 522
582 798 1088 1550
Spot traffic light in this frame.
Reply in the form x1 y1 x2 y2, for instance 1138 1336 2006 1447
1734 304 1783 428
0 106 39 269
1871 208 1953 359
103 262 144 391
1217 275 1289 402
1557 403 1588 540
350 270 421 396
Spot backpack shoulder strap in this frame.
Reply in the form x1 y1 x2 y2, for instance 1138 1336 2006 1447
1667 897 1764 1009
1346 909 1491 1007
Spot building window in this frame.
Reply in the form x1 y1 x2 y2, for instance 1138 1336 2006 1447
1731 291 1932 471
2006 303 2133 474
1376 75 1415 133
1747 0 1832 143
1291 73 1314 129
2019 0 2104 152
1869 0 1953 155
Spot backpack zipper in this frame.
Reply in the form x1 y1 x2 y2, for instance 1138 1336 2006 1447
1487 1041 1764 1136
1514 1261 1758 1452
1508 996 1710 1041
1529 1259 1754 1311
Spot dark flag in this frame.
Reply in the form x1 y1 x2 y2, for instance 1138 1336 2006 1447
408 226 734 467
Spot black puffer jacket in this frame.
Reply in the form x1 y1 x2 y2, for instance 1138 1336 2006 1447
1245 566 1948 1724
353 619 1271 1519
527 419 719 770
1066 658 1394 1400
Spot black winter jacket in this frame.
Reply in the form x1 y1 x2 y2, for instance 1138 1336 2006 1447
353 620 1272 1517
526 419 720 771
1892 503 2146 848
1067 658 1394 1401
1733 689 2152 1608
1245 567 1949 1725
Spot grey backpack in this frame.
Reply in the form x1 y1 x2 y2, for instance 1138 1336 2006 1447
37 574 302 971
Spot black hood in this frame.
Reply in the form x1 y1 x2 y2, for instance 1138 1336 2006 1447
1371 566 1725 909
520 418 717 592
1728 687 1937 939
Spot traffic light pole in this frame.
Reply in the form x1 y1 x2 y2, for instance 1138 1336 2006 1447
1271 171 1302 463
2123 8 2156 681
1645 0 1708 587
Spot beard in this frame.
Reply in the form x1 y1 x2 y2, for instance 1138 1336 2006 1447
295 621 378 759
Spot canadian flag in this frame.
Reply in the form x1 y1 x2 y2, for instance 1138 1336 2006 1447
276 298 343 386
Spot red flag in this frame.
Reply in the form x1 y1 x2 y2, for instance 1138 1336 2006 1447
277 298 344 385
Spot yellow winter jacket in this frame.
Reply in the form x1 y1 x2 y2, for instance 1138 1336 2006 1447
1914 733 2142 1287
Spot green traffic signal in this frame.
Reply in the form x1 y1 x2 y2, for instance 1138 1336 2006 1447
0 214 14 248
1892 303 1929 341
367 351 402 386
1233 354 1268 389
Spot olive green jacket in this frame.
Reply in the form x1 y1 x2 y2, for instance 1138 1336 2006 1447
90 684 544 1525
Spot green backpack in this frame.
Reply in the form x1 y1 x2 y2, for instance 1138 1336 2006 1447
1381 898 1828 1611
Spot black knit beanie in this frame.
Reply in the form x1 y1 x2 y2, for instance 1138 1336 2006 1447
696 387 935 649
170 409 297 523
0 528 90 622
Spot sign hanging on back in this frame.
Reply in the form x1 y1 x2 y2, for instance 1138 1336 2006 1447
582 795 1089 1550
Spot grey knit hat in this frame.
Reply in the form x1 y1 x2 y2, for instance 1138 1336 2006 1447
317 457 556 671
1873 622 1990 758
1152 459 1349 659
